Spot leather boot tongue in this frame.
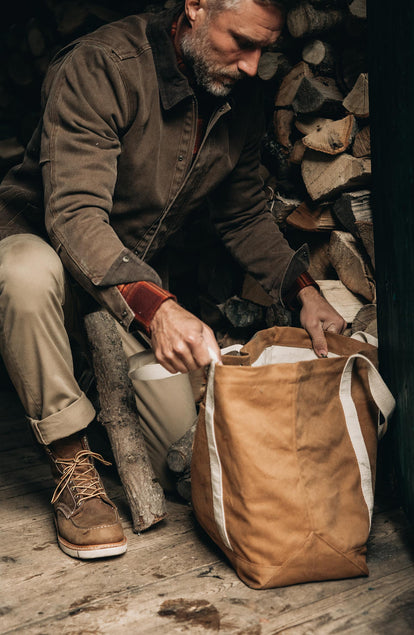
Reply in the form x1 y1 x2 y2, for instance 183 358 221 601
49 432 88 459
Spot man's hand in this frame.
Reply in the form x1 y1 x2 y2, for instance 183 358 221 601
150 299 222 374
298 285 346 357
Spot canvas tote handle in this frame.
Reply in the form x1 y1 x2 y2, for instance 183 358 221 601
339 353 396 525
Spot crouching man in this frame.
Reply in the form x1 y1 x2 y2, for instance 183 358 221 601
0 0 345 559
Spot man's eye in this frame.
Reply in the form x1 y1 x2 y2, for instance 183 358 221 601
233 35 255 50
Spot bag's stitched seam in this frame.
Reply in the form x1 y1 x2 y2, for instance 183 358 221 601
313 532 368 575
219 529 367 586
220 531 313 572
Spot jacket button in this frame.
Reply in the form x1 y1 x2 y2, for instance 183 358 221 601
178 155 184 161
122 255 130 262
122 310 128 317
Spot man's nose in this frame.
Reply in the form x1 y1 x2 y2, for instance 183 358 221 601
237 49 261 77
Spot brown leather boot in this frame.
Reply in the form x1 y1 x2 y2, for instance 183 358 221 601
46 433 127 559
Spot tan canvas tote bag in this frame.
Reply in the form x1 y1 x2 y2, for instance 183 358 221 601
191 326 395 589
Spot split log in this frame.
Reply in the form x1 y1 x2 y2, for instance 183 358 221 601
306 236 334 280
352 125 371 157
258 51 291 81
84 310 166 533
333 189 372 232
292 76 344 117
261 134 298 194
295 116 333 135
302 39 335 76
301 150 371 200
302 114 357 155
287 3 345 39
167 420 197 475
289 139 307 165
355 220 375 269
317 279 366 324
332 190 374 268
176 474 192 503
352 303 377 336
266 185 303 226
362 318 377 339
286 200 336 231
273 109 295 150
275 61 312 108
329 231 376 301
343 72 369 118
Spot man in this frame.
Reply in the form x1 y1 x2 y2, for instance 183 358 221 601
0 0 345 559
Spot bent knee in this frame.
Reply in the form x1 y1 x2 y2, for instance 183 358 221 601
0 235 65 305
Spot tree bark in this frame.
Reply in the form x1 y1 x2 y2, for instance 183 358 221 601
287 3 344 39
166 419 197 474
84 310 166 533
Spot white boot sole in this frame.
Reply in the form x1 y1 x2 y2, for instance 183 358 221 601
58 536 127 559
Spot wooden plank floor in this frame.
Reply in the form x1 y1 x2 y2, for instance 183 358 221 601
1 386 413 634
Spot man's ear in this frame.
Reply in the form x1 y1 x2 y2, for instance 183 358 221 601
185 0 207 26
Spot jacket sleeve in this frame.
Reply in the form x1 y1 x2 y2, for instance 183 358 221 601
40 43 162 328
208 92 309 304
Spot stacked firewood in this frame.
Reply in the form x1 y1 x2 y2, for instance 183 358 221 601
259 0 376 337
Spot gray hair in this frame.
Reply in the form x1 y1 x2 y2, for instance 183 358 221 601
206 0 287 16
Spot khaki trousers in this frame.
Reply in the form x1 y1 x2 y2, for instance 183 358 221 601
0 234 196 490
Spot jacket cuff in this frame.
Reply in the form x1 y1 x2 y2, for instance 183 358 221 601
118 281 176 335
98 248 162 287
283 272 320 311
279 244 311 307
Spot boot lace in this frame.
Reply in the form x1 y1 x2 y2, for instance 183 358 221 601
51 450 111 506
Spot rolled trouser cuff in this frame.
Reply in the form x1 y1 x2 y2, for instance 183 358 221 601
28 391 96 445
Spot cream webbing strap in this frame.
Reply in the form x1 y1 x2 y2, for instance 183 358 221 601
204 362 233 551
339 353 396 525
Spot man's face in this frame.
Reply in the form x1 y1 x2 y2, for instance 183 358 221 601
181 0 283 97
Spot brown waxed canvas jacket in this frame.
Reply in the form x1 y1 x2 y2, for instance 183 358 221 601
0 8 309 328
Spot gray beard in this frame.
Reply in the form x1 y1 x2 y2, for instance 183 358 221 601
180 29 243 97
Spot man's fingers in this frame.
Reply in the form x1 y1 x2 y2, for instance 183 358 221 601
189 330 222 368
155 332 221 374
154 348 189 374
150 302 222 372
309 323 329 358
323 318 347 334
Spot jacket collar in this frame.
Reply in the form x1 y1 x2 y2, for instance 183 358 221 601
146 6 194 110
